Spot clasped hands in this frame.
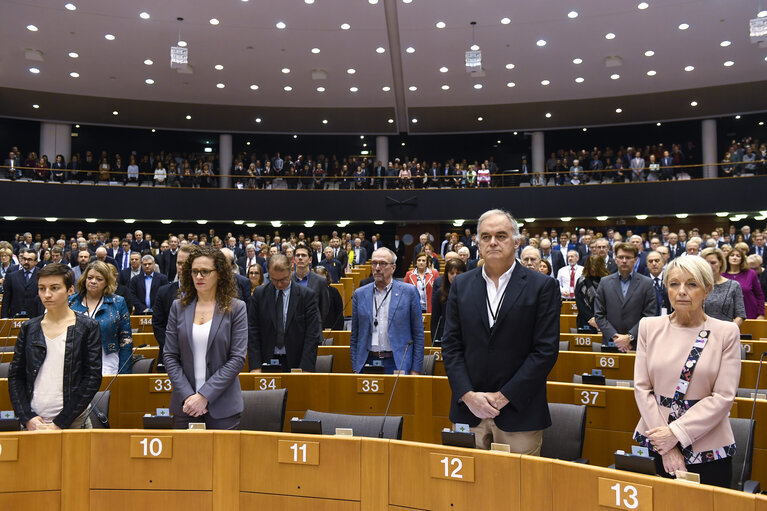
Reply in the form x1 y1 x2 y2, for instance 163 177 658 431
646 426 686 475
613 334 632 353
183 393 209 417
461 391 509 419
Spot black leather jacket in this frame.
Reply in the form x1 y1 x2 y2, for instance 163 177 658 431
8 314 102 428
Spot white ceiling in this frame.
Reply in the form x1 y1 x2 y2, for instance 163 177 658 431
0 0 766 132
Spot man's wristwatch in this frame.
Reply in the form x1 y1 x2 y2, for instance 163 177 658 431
628 334 635 343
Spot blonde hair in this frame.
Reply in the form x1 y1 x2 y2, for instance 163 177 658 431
76 260 118 296
700 247 725 271
663 254 714 294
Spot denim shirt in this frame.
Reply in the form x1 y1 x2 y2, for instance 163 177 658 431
69 292 133 373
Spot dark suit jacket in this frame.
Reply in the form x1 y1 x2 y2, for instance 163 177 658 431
163 298 247 418
114 250 135 271
1 268 43 318
247 282 322 371
294 271 329 325
594 272 657 347
107 247 121 259
430 276 445 342
131 239 150 254
118 267 140 287
441 265 561 431
128 271 169 313
238 255 265 276
542 250 566 276
325 285 345 330
160 250 179 281
667 244 684 260
235 273 251 302
152 281 180 353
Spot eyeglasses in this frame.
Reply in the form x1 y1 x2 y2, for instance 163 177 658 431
191 268 216 277
371 261 392 268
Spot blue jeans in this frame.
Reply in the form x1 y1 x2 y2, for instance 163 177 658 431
366 353 397 374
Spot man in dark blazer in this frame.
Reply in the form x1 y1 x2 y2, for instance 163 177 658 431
666 233 684 260
1 249 43 318
392 234 407 278
539 239 565 276
128 255 169 314
114 239 134 271
159 236 180 282
441 210 560 453
153 246 192 369
130 230 150 254
247 253 322 372
94 247 119 272
221 248 251 302
238 244 265 275
577 233 593 265
328 237 347 270
594 242 657 352
318 247 344 283
351 238 368 266
645 251 671 315
292 244 329 325
370 235 385 252
593 238 618 274
119 252 143 287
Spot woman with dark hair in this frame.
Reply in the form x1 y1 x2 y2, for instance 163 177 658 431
575 254 610 333
163 246 247 429
721 246 765 319
430 258 466 344
538 259 552 276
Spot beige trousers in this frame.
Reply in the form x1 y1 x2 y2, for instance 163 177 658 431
470 418 543 455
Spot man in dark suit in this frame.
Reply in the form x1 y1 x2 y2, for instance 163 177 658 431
370 235 385 252
221 248 251 302
593 238 618 274
351 238 368 266
152 245 193 371
577 233 593 265
247 253 322 372
328 237 347 269
645 251 671 315
441 210 560 453
3 151 21 180
392 234 406 278
310 241 324 267
359 232 374 257
159 236 180 282
106 237 121 259
629 236 648 275
2 249 44 318
94 247 119 272
594 242 657 352
666 232 683 260
412 233 429 265
292 244 329 326
114 239 134 271
128 255 169 314
238 244 265 276
318 247 343 283
750 234 767 269
66 154 81 181
539 239 565 276
118 252 142 287
130 230 150 254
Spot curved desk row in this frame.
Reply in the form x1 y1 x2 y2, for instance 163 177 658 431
0 430 763 511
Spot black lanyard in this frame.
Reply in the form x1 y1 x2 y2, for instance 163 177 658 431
486 285 508 325
373 286 392 327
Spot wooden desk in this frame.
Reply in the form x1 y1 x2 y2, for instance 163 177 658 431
560 301 578 315
130 316 154 334
742 319 767 339
560 314 577 333
0 318 25 337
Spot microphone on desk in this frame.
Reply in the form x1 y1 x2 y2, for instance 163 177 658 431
81 343 149 429
378 340 414 438
737 350 766 491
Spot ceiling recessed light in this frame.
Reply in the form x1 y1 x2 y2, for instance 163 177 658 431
139 11 150 19
506 82 516 87
177 40 187 47
723 60 734 67
440 66 448 72
341 23 351 30
644 50 655 57
690 101 698 106
215 64 224 70
477 116 483 121
575 77 584 83
735 115 741 119
281 67 290 73
216 83 225 88
759 10 767 17
540 79 550 85
311 47 320 54
104 34 115 40
470 44 480 51
275 21 286 29
185 114 192 119
65 3 76 10
646 70 656 76
32 104 40 109
68 71 79 78
656 122 662 126
112 110 119 115
610 73 620 80
143 59 153 65
376 46 386 53
536 39 546 47
209 18 220 25
28 67 40 74
250 84 259 90
284 85 292 91
615 108 622 113
322 119 328 124
388 118 394 123
441 84 450 90
382 86 391 91
504 63 515 70
501 17 511 24
436 21 446 28
760 121 765 126
572 57 583 64
678 23 689 30
151 128 155 132
406 46 415 53
568 10 578 18
474 83 483 89
684 65 694 71
637 2 649 9
545 112 552 118
305 0 315 3
26 24 38 32
349 86 358 92
582 128 588 131
411 118 418 123
605 32 616 39
255 117 262 123
293 135 298 138
316 86 325 92
68 52 79 58
144 78 154 85
347 68 356 74
408 85 417 91
720 40 731 47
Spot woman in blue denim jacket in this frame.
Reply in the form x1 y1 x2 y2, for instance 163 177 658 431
69 261 133 374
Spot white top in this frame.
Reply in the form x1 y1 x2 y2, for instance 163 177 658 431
481 262 515 328
557 264 584 297
30 331 67 420
192 320 212 391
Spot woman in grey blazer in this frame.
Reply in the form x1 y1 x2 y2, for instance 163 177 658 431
163 246 247 429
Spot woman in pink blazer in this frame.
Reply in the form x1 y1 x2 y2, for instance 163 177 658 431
404 252 437 313
633 255 740 487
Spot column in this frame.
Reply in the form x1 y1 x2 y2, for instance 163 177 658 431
531 131 545 184
701 119 717 179
39 122 72 162
376 136 389 188
219 134 232 189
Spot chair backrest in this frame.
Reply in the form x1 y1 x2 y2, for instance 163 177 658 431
729 417 755 489
240 389 288 432
559 341 570 351
736 388 767 398
740 344 747 360
90 390 111 429
132 357 155 374
303 409 403 439
422 354 436 375
591 343 603 352
322 337 334 346
315 354 334 373
0 362 8 378
541 402 587 461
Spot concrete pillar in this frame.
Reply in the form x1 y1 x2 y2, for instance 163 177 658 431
531 131 545 184
701 119 717 179
39 122 71 162
219 134 232 188
376 135 389 188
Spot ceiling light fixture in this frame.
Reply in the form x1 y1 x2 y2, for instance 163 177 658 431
281 67 290 73
436 21 446 28
477 116 483 121
275 21 286 29
506 82 515 87
68 52 79 58
29 67 40 74
209 18 220 25
104 34 115 40
145 78 154 84
408 85 417 91
322 119 328 124
112 110 119 115
216 83 225 88
501 17 511 24
759 10 767 17
637 2 649 9
388 118 394 123
411 118 418 123
735 115 741 119
545 112 552 118
250 84 259 90
615 108 622 113
723 60 734 66
215 64 224 70
376 47 386 53
605 32 616 39
644 50 654 56
572 57 583 64
440 66 448 72
541 79 550 85
684 65 694 71
441 84 449 90
690 101 698 106
341 23 350 30
32 104 40 109
143 59 153 65
536 39 546 47
474 83 483 89
139 11 150 20
185 114 192 119
382 86 391 91
568 11 578 18
505 63 515 69
311 47 320 54
284 85 292 91
255 117 262 123
27 24 38 32
406 46 415 53
610 73 620 79
656 122 662 126
64 3 76 10
347 68 356 74
316 86 325 92
720 40 731 47
349 86 358 92
646 70 656 76
575 77 584 83
678 23 689 30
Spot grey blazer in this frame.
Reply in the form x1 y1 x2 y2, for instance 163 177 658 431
163 297 247 418
594 272 657 348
